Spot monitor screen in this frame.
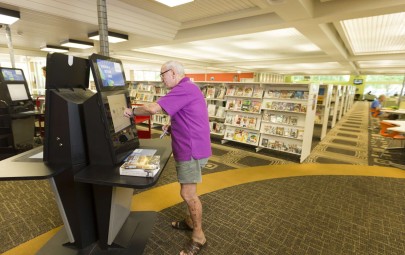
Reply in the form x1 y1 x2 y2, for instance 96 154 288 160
89 54 127 92
353 79 363 85
106 93 131 133
7 84 29 101
0 68 25 82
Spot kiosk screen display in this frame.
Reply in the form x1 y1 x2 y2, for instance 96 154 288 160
106 94 131 133
96 59 125 88
7 84 29 101
90 54 128 92
1 68 25 82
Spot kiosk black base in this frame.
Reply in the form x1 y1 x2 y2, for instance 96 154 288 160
37 211 157 255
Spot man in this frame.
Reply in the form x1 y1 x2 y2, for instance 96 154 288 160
370 94 386 118
124 61 211 255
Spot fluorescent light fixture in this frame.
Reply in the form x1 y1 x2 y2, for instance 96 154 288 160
0 7 20 25
155 0 193 7
61 39 94 49
40 45 69 53
88 31 128 43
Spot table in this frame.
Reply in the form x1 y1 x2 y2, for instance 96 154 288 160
382 109 405 118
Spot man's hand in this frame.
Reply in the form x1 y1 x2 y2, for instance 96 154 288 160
123 107 133 118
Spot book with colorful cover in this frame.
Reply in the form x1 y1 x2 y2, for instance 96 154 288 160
120 149 161 177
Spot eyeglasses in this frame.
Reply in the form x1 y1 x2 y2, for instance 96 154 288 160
160 69 172 77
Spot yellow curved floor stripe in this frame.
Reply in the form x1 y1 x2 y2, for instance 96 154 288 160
131 163 405 212
5 164 405 255
2 226 62 255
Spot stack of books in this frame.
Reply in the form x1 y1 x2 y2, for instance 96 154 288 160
120 149 161 177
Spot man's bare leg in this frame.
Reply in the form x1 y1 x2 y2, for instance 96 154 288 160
179 183 206 254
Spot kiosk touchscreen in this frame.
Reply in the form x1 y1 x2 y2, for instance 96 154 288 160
0 67 34 113
83 53 139 166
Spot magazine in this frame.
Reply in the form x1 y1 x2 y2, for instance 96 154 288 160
120 149 161 177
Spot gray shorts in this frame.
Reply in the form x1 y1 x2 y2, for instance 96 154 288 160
176 158 208 184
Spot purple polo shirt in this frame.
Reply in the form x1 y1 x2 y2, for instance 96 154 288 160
157 77 212 161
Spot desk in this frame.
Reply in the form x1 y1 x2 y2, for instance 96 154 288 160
74 138 172 253
382 109 405 117
381 120 405 170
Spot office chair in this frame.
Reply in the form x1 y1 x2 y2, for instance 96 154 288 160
379 121 405 158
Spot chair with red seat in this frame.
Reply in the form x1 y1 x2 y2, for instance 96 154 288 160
379 121 405 157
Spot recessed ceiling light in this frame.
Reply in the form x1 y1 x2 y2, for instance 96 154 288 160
0 7 20 25
155 0 193 7
88 31 128 43
61 39 94 49
40 45 69 53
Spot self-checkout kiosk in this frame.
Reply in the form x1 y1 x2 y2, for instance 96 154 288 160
0 67 35 153
0 53 171 255
40 52 98 251
83 53 139 166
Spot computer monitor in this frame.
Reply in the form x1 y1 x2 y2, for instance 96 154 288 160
89 53 128 92
0 67 34 112
1 68 26 82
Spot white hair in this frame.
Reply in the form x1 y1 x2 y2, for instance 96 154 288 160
162 61 185 76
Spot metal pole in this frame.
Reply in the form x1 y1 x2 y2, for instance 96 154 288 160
97 0 109 56
5 25 16 68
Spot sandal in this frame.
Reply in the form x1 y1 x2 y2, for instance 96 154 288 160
181 239 207 255
171 220 193 231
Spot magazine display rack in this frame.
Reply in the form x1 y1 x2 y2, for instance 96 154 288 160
130 81 170 126
222 83 264 146
199 83 227 136
258 83 319 162
336 85 345 121
328 85 341 128
315 84 333 141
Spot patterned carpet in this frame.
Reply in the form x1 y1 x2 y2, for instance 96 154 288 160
1 101 405 254
144 175 405 255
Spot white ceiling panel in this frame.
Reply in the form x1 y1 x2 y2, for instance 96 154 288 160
0 0 405 75
341 12 405 55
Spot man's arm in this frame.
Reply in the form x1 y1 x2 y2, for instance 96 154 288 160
124 102 164 118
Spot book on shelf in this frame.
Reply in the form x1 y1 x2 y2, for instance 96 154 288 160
246 132 258 144
226 86 235 96
226 99 234 110
297 129 305 139
207 104 217 116
235 86 244 96
120 149 161 177
247 117 257 129
243 87 253 97
261 137 269 147
216 87 226 99
224 128 235 139
225 114 234 124
262 111 270 122
206 87 216 99
241 100 251 111
251 101 261 113
252 87 264 98
216 106 225 118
